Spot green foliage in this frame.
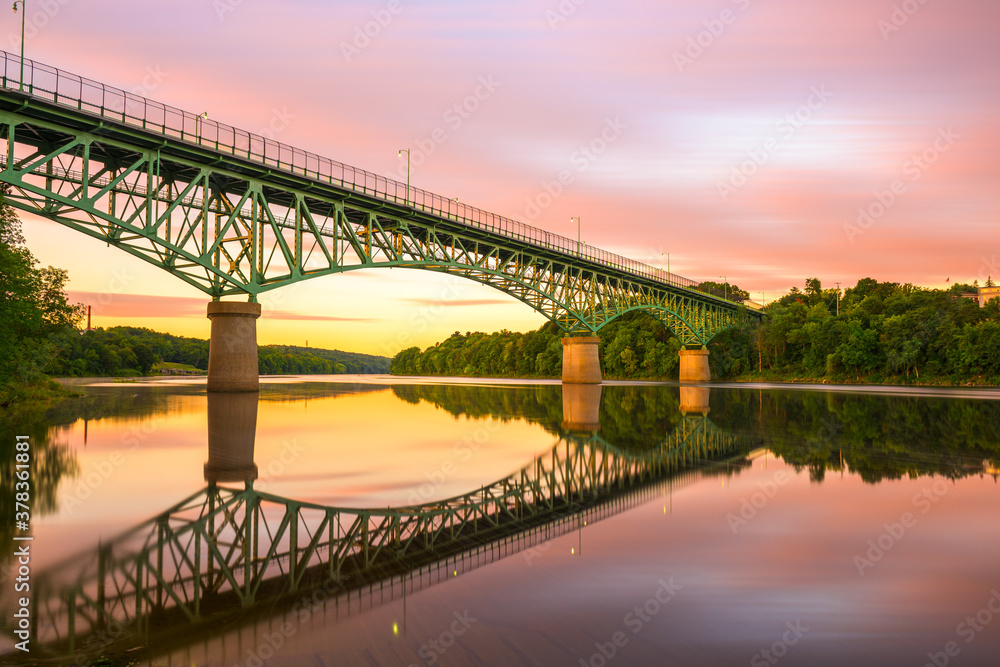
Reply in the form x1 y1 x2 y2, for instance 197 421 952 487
696 280 750 302
0 187 84 404
717 277 1000 383
396 277 1000 385
391 313 685 380
259 344 387 375
45 327 390 377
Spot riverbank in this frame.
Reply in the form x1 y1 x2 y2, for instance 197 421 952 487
387 369 999 388
0 377 81 421
728 369 999 387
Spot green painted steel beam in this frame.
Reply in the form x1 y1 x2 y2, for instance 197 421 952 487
0 58 761 346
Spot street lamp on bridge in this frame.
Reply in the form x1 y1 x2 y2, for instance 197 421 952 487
398 149 410 205
195 111 208 140
12 1 25 91
719 275 728 301
570 216 581 255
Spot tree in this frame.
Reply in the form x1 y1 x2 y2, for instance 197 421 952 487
0 186 82 399
132 341 158 375
696 280 750 303
804 277 822 304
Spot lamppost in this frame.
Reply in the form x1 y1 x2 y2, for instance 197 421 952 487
570 216 581 255
835 281 841 316
662 252 670 280
12 1 25 91
398 149 410 205
719 275 728 301
195 111 208 140
449 197 458 218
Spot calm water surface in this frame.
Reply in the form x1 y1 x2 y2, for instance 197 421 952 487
1 376 999 667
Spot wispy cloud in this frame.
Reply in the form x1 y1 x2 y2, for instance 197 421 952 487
68 292 374 323
397 298 514 307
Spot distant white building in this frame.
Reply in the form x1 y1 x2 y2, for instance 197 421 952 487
959 286 1000 307
978 286 1000 307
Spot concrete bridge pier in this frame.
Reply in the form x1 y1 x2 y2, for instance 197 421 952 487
207 301 261 392
562 336 602 384
678 348 711 383
204 391 259 485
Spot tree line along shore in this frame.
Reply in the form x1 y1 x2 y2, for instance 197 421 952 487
391 277 1000 386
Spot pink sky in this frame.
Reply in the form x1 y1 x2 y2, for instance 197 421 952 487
13 0 1000 354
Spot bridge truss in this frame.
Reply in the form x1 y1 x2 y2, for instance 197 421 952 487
10 416 754 663
0 51 759 345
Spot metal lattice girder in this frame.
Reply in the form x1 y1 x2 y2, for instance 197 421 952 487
0 50 761 344
13 424 758 661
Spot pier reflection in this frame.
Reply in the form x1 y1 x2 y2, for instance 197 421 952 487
679 386 711 415
204 392 258 485
561 383 602 432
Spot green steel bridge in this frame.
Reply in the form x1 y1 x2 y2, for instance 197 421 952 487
4 416 756 665
0 50 760 349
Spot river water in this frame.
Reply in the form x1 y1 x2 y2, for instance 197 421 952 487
1 376 999 667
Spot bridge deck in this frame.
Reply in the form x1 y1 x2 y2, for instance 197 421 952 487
0 49 740 300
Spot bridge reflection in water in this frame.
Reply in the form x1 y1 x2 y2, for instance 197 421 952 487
12 386 758 665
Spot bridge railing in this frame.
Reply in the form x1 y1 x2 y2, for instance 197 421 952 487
0 50 755 300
